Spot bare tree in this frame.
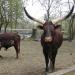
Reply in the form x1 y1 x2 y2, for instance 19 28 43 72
0 0 4 32
38 0 54 21
73 0 75 3
37 0 65 21
68 0 75 41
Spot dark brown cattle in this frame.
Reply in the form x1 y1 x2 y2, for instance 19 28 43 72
0 32 20 59
39 22 63 72
24 5 74 73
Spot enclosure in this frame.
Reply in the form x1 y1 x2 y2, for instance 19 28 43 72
0 0 75 75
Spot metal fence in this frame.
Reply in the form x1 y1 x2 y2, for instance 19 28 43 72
1 29 32 40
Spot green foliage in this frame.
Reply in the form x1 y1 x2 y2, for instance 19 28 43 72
0 0 23 32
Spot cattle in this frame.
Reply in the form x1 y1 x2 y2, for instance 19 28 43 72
24 5 74 73
0 32 20 59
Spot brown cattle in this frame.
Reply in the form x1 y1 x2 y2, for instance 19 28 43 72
0 32 20 59
24 5 74 73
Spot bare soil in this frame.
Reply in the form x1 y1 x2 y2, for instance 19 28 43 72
0 39 75 75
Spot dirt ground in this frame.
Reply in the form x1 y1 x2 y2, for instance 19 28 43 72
63 70 75 75
63 71 75 75
0 39 75 75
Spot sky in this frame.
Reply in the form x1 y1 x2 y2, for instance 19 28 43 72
23 0 74 20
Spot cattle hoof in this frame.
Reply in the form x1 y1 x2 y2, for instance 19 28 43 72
45 71 48 75
0 55 3 59
48 70 53 73
16 55 19 59
16 57 18 59
49 68 55 73
48 68 54 73
45 69 49 73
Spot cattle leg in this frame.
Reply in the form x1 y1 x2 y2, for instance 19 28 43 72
0 55 3 58
18 42 20 53
14 45 19 59
49 50 57 72
43 49 49 72
50 56 55 72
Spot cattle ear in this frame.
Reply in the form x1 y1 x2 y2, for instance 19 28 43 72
55 25 61 29
37 25 43 30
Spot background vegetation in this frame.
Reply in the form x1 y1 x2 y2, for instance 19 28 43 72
0 0 75 40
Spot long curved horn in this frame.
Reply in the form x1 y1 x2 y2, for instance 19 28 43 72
24 7 43 25
52 5 74 24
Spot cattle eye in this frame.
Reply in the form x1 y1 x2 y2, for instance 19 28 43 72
37 25 43 30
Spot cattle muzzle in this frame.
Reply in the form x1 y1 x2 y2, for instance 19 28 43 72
45 37 52 42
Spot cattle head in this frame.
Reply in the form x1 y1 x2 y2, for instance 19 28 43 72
37 21 61 42
24 5 74 42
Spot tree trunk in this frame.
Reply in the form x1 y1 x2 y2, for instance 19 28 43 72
4 21 8 32
31 28 37 39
